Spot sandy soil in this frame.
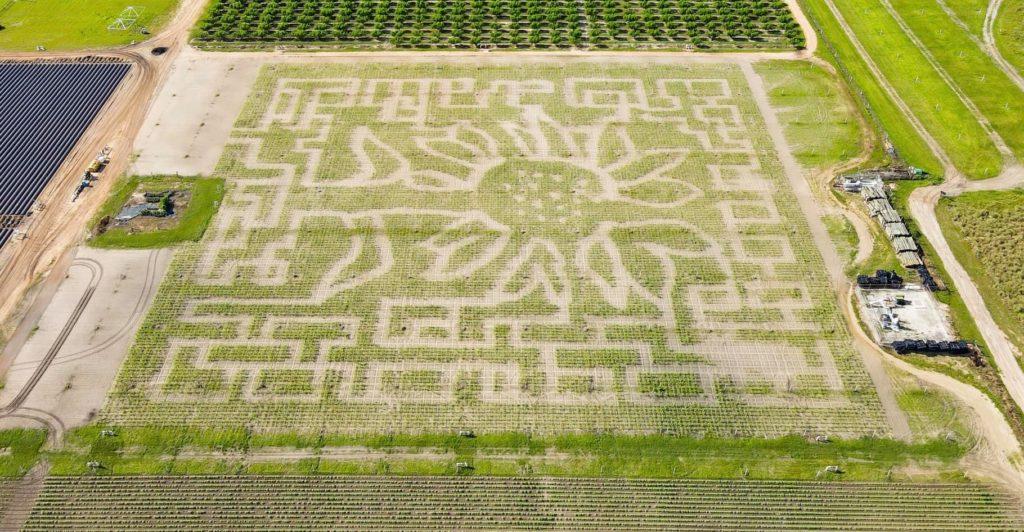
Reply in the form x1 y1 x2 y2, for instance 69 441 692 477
132 49 261 176
0 247 170 434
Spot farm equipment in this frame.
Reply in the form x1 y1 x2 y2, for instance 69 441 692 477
72 172 94 202
88 146 112 173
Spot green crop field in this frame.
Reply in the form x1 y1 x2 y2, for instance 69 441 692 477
99 62 887 437
0 0 179 51
23 476 1024 530
195 0 804 50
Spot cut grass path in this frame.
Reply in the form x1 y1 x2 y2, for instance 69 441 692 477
0 0 179 51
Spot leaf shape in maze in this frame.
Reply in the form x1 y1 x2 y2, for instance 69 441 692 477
610 222 710 294
420 216 509 281
497 239 568 306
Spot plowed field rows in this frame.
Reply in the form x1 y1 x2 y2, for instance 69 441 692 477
24 476 1024 530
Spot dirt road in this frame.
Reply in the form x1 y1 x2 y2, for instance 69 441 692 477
985 0 1024 91
0 0 208 340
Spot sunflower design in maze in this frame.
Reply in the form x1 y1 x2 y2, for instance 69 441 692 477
105 63 886 436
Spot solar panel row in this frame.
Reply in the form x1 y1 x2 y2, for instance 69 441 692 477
0 61 131 249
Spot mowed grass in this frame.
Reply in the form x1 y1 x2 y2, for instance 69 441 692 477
938 190 1024 367
0 429 47 477
888 0 1024 167
822 0 1002 179
0 0 179 51
47 425 969 481
940 0 988 37
797 0 941 175
754 60 866 170
89 176 225 249
996 0 1024 75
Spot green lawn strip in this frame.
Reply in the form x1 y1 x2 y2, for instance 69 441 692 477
88 175 225 249
0 0 179 51
806 0 1001 179
753 60 866 170
47 425 969 482
937 191 1024 367
0 429 47 477
797 0 942 175
996 0 1024 75
889 0 1024 164
885 181 1024 439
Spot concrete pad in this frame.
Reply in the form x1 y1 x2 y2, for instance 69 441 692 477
857 285 957 346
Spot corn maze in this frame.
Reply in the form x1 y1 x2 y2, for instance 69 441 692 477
24 476 1024 530
196 0 804 50
101 62 887 436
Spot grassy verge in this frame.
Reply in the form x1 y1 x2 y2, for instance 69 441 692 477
796 0 940 175
0 429 47 477
0 0 180 51
88 176 224 249
996 0 1024 75
885 181 1024 440
46 425 969 482
888 0 1024 163
937 191 1024 366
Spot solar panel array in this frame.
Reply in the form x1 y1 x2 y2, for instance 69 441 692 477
0 61 130 248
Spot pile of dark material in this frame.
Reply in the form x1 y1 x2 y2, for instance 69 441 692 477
857 270 904 289
913 265 940 291
891 340 971 355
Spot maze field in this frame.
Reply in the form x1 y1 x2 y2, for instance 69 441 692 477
197 0 803 50
0 60 131 248
102 62 887 436
24 476 1024 530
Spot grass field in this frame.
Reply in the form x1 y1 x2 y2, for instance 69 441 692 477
817 0 1002 179
99 61 887 437
89 176 225 249
23 476 1024 530
0 429 46 477
44 424 969 479
0 0 179 51
941 0 989 37
996 0 1024 74
796 0 941 175
886 0 1024 165
938 191 1024 368
754 60 866 171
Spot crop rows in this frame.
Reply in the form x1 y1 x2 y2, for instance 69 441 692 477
101 62 885 436
197 0 804 49
25 476 1024 530
0 61 130 247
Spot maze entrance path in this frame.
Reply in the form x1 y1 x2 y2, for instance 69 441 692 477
102 62 887 436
